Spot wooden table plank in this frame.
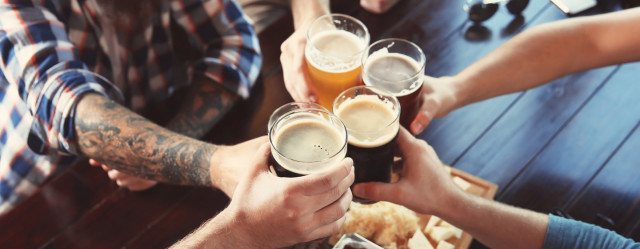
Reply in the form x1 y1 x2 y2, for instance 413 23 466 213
453 64 617 192
124 188 230 248
565 122 640 239
496 62 640 214
42 184 193 248
0 162 117 248
414 2 554 164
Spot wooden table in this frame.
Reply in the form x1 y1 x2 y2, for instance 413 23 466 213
2 0 639 248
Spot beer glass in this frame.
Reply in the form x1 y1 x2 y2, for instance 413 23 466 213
269 103 348 177
333 86 400 203
361 38 426 128
267 102 328 133
306 14 370 110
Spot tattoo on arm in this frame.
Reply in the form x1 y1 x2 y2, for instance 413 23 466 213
76 94 214 186
166 75 239 138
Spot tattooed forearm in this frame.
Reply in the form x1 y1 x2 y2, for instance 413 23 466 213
75 93 214 186
166 75 239 138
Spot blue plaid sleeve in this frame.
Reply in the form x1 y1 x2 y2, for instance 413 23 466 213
0 1 123 155
171 0 262 99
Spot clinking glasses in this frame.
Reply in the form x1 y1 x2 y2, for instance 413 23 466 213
464 0 530 23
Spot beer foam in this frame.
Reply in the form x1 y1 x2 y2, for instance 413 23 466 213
272 117 346 175
335 95 399 148
364 50 423 96
306 30 365 73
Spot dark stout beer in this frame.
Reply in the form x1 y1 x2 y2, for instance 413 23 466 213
334 90 400 204
269 111 347 177
362 39 425 128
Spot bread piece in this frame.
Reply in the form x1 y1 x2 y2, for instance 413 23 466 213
330 202 419 248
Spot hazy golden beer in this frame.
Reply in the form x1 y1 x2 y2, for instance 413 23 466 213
269 104 348 177
306 14 370 109
362 39 426 128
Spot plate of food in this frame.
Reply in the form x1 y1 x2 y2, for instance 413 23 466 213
327 165 498 249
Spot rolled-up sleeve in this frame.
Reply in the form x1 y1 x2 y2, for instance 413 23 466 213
171 0 262 99
0 1 122 155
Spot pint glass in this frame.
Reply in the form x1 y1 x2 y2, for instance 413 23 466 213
333 86 400 203
361 38 426 128
269 103 348 177
306 14 370 110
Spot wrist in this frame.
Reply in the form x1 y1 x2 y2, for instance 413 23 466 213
291 0 330 30
444 75 469 113
431 185 470 221
209 145 235 196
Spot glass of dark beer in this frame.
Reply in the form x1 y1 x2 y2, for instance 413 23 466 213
361 38 426 128
333 86 400 203
269 103 348 177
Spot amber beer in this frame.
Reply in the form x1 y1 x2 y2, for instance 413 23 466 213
269 106 348 177
362 38 426 128
333 86 400 204
306 14 370 109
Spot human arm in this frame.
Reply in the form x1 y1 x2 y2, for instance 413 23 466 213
359 0 401 13
91 75 239 191
165 0 261 137
170 143 355 249
76 93 266 196
280 0 330 102
410 7 640 134
352 128 547 249
91 0 262 189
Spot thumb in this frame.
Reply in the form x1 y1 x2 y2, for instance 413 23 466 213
352 182 399 203
246 143 271 179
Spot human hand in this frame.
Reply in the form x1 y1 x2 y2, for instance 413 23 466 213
360 0 402 14
89 159 157 191
409 75 459 135
280 29 317 103
225 143 355 248
352 127 462 215
209 136 269 197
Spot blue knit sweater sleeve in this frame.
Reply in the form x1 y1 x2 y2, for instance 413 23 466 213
542 214 640 249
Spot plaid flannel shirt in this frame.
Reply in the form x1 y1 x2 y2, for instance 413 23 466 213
0 0 262 215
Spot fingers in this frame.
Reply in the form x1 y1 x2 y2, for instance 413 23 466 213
360 0 400 14
396 126 419 154
247 143 272 178
411 94 441 134
107 170 157 191
352 181 400 203
281 32 318 103
115 178 157 191
295 157 354 196
88 159 101 166
305 189 352 240
410 112 431 135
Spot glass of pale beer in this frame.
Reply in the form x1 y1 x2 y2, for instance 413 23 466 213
306 14 370 110
333 86 400 203
361 38 426 128
269 103 348 177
